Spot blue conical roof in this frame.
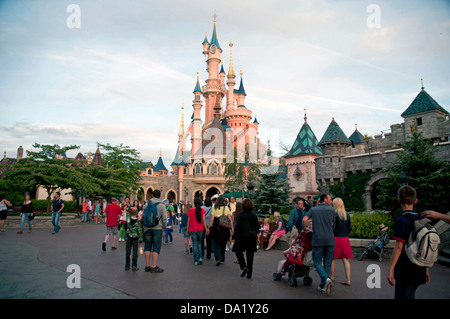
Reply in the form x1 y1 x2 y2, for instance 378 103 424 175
153 156 168 172
284 122 323 157
319 119 351 146
233 76 247 96
209 21 221 51
193 76 202 93
401 89 448 117
349 129 365 145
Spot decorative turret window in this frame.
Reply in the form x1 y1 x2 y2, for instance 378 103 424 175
194 163 202 175
207 161 219 175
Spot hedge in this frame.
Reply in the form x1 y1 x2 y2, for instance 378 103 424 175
349 211 394 239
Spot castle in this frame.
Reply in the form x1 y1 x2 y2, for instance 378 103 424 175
138 16 265 204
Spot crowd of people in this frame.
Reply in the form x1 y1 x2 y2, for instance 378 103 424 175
1 185 449 299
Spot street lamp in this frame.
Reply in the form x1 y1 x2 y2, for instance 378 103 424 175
247 182 254 199
398 172 409 187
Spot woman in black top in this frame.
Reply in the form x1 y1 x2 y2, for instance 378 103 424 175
232 199 260 279
18 194 33 234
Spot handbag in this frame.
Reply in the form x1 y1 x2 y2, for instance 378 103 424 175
28 213 34 221
218 207 231 229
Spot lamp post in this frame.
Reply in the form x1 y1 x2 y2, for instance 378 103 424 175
247 182 254 199
398 172 409 187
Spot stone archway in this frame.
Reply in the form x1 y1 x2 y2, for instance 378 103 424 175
364 171 388 211
146 187 153 201
167 190 176 203
205 186 221 199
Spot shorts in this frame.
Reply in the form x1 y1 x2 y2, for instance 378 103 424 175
181 225 189 238
106 226 118 236
144 229 163 254
0 210 8 220
333 236 353 259
272 229 286 237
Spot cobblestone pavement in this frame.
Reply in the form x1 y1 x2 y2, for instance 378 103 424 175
1 222 449 299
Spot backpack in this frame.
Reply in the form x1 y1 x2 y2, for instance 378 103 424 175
404 216 440 268
143 202 162 227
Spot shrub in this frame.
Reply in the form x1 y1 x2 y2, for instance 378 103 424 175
349 211 394 239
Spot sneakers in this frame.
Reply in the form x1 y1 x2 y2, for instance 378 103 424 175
145 266 164 273
318 278 333 295
102 242 106 251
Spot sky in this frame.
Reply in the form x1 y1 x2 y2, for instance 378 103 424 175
1 0 449 166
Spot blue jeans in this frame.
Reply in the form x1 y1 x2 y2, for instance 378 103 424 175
165 228 173 243
190 231 203 263
51 212 61 233
312 246 335 288
20 213 32 230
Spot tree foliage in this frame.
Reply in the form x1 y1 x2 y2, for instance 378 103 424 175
252 168 292 214
330 172 372 211
376 131 450 217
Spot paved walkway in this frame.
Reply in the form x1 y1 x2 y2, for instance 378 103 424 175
1 222 449 299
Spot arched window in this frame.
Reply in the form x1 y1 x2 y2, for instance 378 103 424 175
207 161 218 175
194 162 202 175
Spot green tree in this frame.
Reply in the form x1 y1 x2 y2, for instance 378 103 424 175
376 131 450 216
252 167 292 214
224 147 260 193
98 143 147 194
329 172 372 211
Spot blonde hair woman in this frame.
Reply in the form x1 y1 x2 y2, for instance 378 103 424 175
265 212 286 251
330 197 353 286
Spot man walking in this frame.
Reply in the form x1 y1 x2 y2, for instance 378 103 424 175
102 197 121 251
51 192 64 234
302 194 335 295
143 190 167 273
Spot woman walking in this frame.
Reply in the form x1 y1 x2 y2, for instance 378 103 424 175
209 196 233 266
0 194 12 232
232 199 260 279
187 197 209 265
17 194 33 234
330 197 353 286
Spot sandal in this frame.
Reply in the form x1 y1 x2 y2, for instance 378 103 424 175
341 281 351 286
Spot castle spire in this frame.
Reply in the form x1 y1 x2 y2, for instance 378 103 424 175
227 41 235 78
193 70 202 93
209 12 221 51
178 102 185 136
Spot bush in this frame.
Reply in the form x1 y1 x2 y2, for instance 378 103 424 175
349 211 394 239
29 200 78 213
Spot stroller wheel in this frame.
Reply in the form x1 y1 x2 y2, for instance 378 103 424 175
288 277 297 287
303 276 313 286
378 256 383 262
273 272 281 281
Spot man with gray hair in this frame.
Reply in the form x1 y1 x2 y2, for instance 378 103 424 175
302 194 335 295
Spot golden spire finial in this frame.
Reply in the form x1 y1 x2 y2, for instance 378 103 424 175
178 102 185 136
240 67 243 78
227 41 235 78
304 108 307 123
213 10 217 23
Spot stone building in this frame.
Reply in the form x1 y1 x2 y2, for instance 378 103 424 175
312 85 449 210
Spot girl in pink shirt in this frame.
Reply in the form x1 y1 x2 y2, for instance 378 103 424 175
187 198 209 265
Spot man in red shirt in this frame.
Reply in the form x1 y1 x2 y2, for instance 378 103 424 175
102 197 121 251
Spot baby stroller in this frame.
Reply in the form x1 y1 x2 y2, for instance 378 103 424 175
272 230 313 287
358 224 390 262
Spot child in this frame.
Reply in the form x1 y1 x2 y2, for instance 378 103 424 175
93 199 101 224
119 203 127 242
165 210 173 243
257 218 270 249
388 185 430 299
124 207 143 271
